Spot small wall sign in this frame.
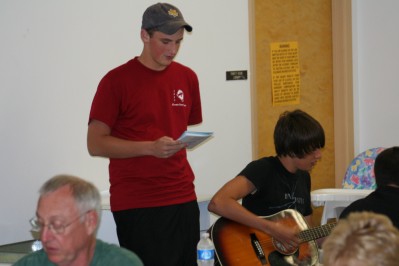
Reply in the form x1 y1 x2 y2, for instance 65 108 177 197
226 70 248 81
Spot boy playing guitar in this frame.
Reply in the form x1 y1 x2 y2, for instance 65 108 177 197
208 110 326 265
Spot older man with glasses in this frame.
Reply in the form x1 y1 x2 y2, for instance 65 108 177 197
14 175 143 266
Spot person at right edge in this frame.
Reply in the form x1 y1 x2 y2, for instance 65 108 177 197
87 3 202 266
339 146 399 229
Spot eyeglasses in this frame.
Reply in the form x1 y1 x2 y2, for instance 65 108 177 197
30 211 88 235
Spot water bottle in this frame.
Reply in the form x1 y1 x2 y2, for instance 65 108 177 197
197 232 215 266
31 240 43 251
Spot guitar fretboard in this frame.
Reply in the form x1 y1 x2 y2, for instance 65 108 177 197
299 222 336 242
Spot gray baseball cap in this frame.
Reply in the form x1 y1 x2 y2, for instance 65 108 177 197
142 3 192 35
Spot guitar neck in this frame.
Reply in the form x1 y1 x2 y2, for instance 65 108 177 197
299 222 336 242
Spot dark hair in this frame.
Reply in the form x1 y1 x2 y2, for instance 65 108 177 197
144 28 157 37
374 147 399 187
274 109 325 158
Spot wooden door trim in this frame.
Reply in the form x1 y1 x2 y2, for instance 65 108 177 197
332 0 354 186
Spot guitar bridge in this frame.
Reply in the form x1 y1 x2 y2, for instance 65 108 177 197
250 233 267 265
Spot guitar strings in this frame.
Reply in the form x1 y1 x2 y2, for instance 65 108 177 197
299 222 337 242
258 238 275 250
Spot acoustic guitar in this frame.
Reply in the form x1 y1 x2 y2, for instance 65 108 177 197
209 209 336 266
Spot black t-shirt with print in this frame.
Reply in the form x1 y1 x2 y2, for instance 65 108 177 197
240 156 313 217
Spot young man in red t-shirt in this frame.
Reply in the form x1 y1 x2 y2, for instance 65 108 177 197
87 3 202 265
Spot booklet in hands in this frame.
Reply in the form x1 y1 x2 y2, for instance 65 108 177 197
178 131 213 149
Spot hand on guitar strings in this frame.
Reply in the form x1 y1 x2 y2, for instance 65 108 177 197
268 222 300 252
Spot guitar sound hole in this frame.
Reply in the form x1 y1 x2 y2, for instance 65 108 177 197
272 239 297 255
274 240 287 252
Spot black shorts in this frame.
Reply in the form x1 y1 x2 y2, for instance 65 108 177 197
112 200 200 266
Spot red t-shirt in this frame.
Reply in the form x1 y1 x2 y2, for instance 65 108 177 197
89 57 202 211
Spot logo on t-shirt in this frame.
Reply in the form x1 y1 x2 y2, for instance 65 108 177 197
177 89 184 101
172 89 187 107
